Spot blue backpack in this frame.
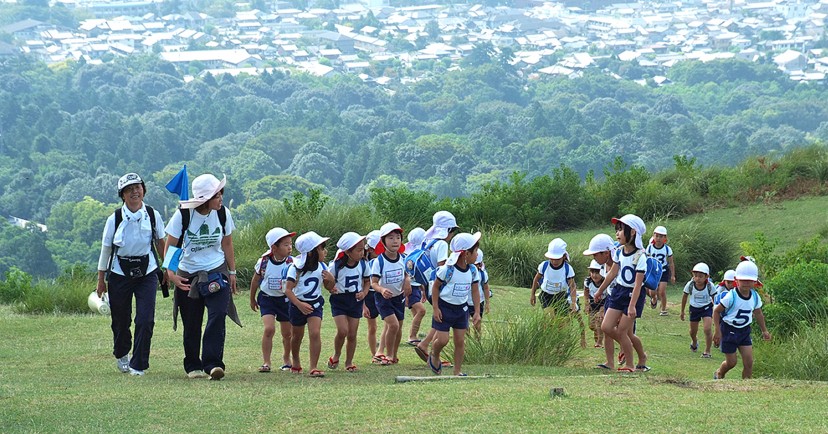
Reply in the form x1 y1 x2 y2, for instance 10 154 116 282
538 261 573 295
633 251 663 291
404 239 440 287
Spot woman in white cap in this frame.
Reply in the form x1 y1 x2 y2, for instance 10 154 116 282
96 173 166 376
249 227 296 372
165 173 240 381
645 225 675 315
327 232 370 372
284 231 335 377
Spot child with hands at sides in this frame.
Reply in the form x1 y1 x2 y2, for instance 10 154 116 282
404 227 428 346
249 228 296 372
713 260 771 380
583 234 621 369
680 263 718 358
362 230 385 363
646 226 676 315
584 260 605 348
469 249 490 336
429 232 482 376
327 232 370 373
284 232 335 377
714 269 736 306
370 222 412 366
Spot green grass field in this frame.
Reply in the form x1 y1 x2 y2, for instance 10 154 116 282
2 196 828 432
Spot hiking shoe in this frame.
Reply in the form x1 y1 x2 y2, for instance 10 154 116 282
209 367 225 381
129 368 145 376
117 355 130 373
187 370 208 379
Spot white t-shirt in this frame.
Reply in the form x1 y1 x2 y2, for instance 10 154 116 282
165 207 235 273
467 267 488 306
371 253 407 296
101 205 165 276
329 258 370 293
683 280 717 308
436 264 479 305
720 289 763 328
538 261 574 295
645 243 673 268
613 248 648 291
428 239 449 267
584 277 603 299
286 262 328 301
254 254 291 297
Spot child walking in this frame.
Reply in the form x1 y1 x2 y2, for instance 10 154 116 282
714 269 736 306
328 232 370 372
363 230 385 362
584 260 605 348
429 232 482 376
680 263 717 358
713 260 771 379
284 231 335 377
249 228 296 372
371 222 411 365
468 248 490 335
405 227 427 346
646 226 675 315
583 234 620 369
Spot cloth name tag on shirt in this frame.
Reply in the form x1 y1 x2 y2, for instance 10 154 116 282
385 269 403 284
267 278 282 291
452 283 471 298
546 282 562 292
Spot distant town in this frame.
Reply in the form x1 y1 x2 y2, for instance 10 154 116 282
1 0 827 85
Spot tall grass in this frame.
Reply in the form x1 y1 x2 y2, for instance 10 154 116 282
465 308 579 366
660 219 737 282
754 322 828 381
14 266 94 314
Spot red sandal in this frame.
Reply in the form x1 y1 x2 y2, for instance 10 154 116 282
346 365 358 372
327 356 339 369
309 369 325 378
290 366 303 374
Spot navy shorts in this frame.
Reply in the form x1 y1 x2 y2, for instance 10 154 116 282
659 267 671 283
257 292 290 322
375 294 405 321
329 292 364 319
433 299 469 332
408 286 423 307
689 304 713 322
589 298 605 313
609 285 646 318
288 296 324 326
466 301 485 318
364 291 379 319
539 291 569 315
721 322 752 354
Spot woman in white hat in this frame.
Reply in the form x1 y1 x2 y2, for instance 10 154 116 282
96 173 166 376
165 173 240 381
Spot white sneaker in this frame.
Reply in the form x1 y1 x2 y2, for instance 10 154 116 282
187 370 209 379
129 368 145 376
117 356 130 373
209 367 225 381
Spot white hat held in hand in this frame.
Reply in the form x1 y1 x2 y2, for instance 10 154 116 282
294 231 329 269
179 174 226 209
445 232 482 266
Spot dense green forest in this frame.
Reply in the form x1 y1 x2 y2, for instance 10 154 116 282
1 53 828 277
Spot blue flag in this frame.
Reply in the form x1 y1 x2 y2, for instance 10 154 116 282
165 165 189 200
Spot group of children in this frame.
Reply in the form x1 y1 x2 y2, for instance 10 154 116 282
249 209 771 379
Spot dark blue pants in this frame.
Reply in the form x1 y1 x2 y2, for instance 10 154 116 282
175 286 230 373
108 272 157 371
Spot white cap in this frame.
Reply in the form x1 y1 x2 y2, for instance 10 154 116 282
611 214 646 250
692 262 710 275
735 261 759 281
654 226 667 235
544 238 568 260
446 232 482 266
588 259 601 270
294 231 329 269
423 211 458 241
583 234 615 255
335 232 366 260
404 227 426 253
179 174 226 209
475 248 484 264
376 222 404 255
723 269 736 281
117 173 143 193
266 228 296 248
365 230 381 250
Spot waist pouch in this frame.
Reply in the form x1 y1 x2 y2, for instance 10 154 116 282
197 272 229 298
118 255 149 279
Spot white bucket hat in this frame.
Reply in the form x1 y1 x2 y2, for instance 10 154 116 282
446 232 482 266
653 226 667 235
545 238 568 260
266 227 296 248
423 211 457 241
735 261 759 281
365 230 381 250
588 259 601 270
335 232 366 261
583 234 615 255
611 214 646 250
294 231 329 269
117 172 143 194
692 262 710 275
375 222 405 255
179 174 226 209
723 269 736 281
404 227 426 253
474 248 484 265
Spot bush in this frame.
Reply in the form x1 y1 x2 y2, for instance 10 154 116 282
754 322 828 381
15 265 93 314
741 233 828 281
660 220 737 282
762 261 828 337
465 308 579 366
626 179 702 220
369 185 444 230
0 266 34 303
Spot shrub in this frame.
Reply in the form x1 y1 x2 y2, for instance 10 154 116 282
754 322 828 381
369 185 442 230
661 220 736 282
762 261 828 337
15 265 93 314
0 266 34 303
626 179 702 220
465 308 579 366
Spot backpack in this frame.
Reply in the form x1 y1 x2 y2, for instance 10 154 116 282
633 250 663 291
404 239 440 287
538 261 572 293
258 254 293 278
175 206 227 248
438 264 478 293
333 258 367 280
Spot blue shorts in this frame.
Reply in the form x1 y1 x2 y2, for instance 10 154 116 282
288 296 324 326
407 286 423 307
433 299 469 332
659 267 671 283
466 301 485 318
539 291 569 315
364 291 379 319
689 304 713 322
721 322 752 354
257 292 290 322
375 294 405 321
608 285 646 318
329 292 364 319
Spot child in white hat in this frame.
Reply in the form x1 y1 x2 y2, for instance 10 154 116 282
370 222 412 365
584 260 605 348
404 227 428 346
284 231 335 377
249 228 296 372
468 248 490 335
530 238 576 314
713 260 771 379
327 232 370 372
363 230 386 363
645 225 675 315
583 233 622 369
714 269 736 306
680 263 717 358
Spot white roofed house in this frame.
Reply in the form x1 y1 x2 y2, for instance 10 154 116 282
160 49 261 70
774 50 808 73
